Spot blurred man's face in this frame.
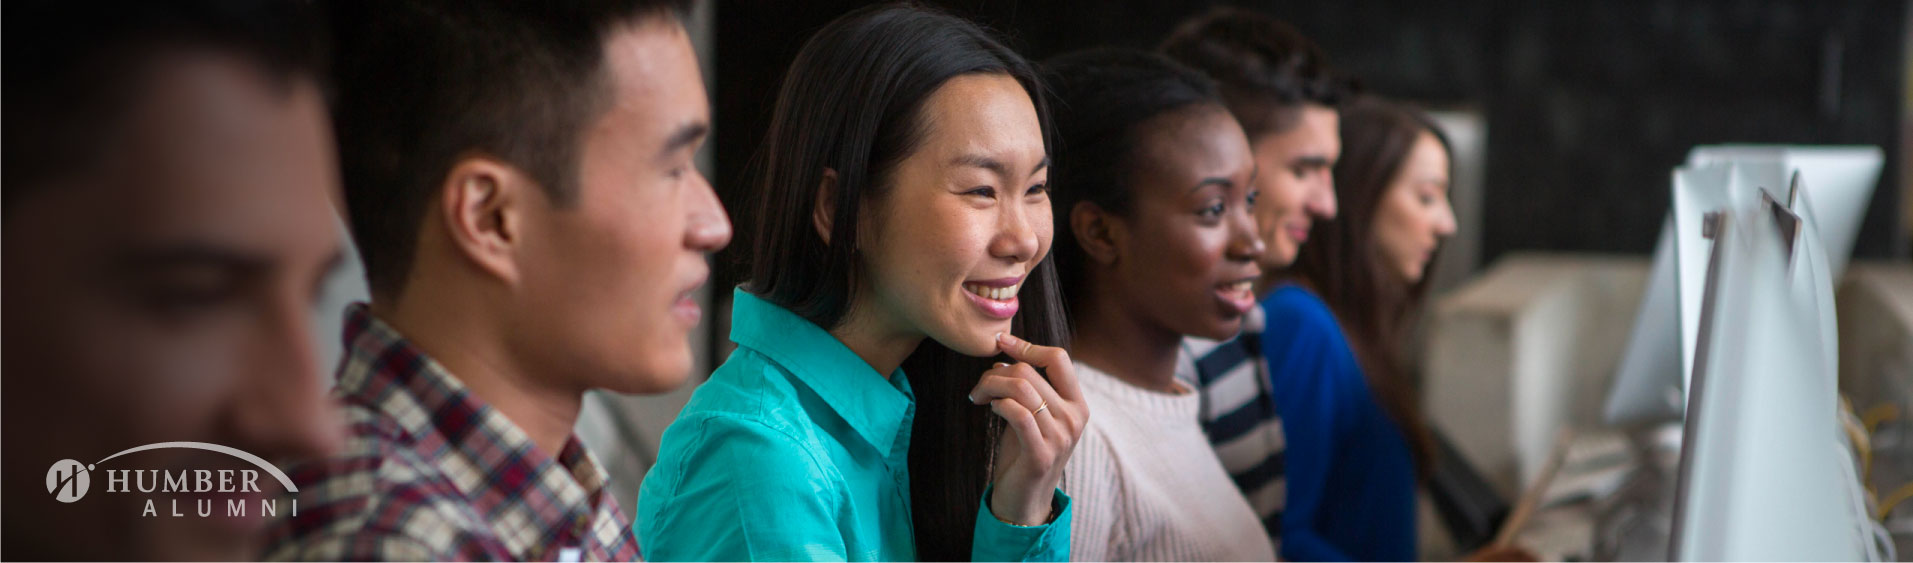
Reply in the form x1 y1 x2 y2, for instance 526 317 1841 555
2 51 344 560
1249 104 1340 271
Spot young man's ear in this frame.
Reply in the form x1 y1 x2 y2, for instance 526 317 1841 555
811 168 840 246
1070 201 1124 265
438 156 527 285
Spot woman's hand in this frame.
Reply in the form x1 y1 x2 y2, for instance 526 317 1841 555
969 332 1089 526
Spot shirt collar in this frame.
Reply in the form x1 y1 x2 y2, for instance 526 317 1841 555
728 288 914 458
334 304 629 559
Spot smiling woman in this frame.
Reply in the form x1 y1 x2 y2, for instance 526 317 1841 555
635 4 1084 562
1042 48 1276 562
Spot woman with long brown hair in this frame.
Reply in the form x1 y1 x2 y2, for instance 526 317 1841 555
1265 95 1455 561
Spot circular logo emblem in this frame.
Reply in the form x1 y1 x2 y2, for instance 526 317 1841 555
45 459 91 503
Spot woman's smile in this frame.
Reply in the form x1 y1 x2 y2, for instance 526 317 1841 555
962 276 1024 319
1214 277 1257 314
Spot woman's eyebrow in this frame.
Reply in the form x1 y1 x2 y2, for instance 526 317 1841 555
1187 177 1234 194
949 153 1006 175
949 154 1050 178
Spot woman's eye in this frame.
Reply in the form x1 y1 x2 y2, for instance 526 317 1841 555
1027 183 1048 196
1197 202 1226 220
1246 190 1261 207
963 186 997 198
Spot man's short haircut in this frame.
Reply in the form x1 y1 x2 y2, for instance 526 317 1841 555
326 0 691 299
3 0 324 212
1159 6 1354 138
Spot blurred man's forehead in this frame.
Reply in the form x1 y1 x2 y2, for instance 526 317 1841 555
108 51 340 265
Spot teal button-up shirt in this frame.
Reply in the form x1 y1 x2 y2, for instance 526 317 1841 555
637 288 1072 561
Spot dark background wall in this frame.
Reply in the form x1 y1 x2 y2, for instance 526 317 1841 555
710 0 1908 290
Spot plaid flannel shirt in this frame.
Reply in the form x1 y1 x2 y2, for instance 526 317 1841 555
264 304 642 561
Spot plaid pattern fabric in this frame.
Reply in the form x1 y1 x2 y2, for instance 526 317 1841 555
263 304 641 561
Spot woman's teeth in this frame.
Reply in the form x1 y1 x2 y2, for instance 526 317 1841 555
1223 280 1254 294
964 283 1021 301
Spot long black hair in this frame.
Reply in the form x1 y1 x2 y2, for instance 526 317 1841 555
1042 48 1224 319
737 4 1067 560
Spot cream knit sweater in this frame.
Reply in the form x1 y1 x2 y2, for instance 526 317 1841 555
1060 360 1278 562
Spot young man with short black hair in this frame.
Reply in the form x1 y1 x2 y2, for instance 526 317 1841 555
264 0 730 559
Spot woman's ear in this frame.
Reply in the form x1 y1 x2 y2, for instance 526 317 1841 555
439 156 526 285
1070 201 1123 265
811 168 839 246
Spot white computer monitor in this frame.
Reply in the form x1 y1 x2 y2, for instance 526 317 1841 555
1605 215 1683 423
1666 184 1876 561
1684 145 1884 277
1603 145 1880 425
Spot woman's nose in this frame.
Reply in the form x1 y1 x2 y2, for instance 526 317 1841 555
990 203 1041 263
1229 205 1265 260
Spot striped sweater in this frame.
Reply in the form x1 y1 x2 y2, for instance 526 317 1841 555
1178 305 1288 545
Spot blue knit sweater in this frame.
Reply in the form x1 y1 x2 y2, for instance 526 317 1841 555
1262 285 1418 562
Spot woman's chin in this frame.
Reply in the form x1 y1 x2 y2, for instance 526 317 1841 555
1195 318 1243 342
950 334 1001 357
1400 263 1426 284
932 324 1006 358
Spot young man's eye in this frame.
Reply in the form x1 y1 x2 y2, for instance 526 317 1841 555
136 281 240 321
1246 190 1261 207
